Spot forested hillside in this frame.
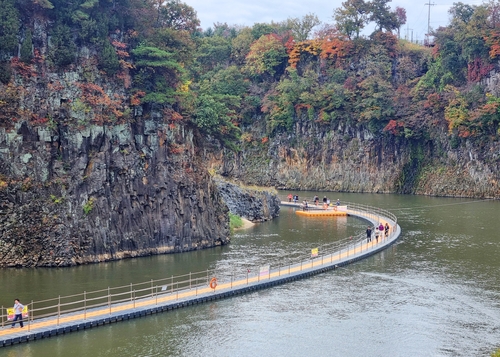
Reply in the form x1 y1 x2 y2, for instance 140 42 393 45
2 0 500 149
0 0 499 265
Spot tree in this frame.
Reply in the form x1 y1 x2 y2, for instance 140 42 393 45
251 23 275 40
369 0 399 33
193 93 241 149
99 39 119 74
49 24 76 67
231 27 254 65
245 34 287 78
155 0 200 33
449 2 475 26
394 7 407 38
132 45 185 104
207 66 249 97
195 36 232 72
20 29 33 63
334 0 369 39
0 0 20 58
33 0 54 9
286 13 321 41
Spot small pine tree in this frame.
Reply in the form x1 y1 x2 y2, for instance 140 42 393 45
50 25 77 67
20 29 33 63
0 0 20 58
98 40 119 75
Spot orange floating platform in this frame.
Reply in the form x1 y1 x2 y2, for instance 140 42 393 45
295 209 348 217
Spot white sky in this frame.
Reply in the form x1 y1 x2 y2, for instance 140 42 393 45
184 0 486 43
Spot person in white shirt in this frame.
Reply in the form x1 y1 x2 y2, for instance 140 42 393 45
11 299 24 328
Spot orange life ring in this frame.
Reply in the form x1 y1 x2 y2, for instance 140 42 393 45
209 277 217 289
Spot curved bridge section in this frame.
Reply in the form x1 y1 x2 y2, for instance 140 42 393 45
0 202 401 347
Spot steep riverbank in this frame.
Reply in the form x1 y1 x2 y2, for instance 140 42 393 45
211 119 500 198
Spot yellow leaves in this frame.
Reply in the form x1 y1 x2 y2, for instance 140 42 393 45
444 86 469 132
178 80 191 93
288 39 322 68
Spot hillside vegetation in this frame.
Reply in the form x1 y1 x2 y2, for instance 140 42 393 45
0 0 499 194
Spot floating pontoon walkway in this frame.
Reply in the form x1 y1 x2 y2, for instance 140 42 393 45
0 201 401 348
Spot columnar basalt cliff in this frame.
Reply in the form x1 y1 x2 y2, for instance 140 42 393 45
213 119 500 198
0 118 230 267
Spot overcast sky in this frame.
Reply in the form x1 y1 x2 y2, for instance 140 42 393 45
184 0 486 43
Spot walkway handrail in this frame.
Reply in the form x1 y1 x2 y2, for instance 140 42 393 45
0 201 399 332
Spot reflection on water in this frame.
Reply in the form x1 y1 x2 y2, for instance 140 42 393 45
1 193 500 357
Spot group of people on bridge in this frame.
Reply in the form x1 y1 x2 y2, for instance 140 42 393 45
287 194 341 211
366 223 390 243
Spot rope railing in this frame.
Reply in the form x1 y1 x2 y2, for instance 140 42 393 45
0 202 398 331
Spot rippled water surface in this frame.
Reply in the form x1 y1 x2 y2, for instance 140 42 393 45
1 193 500 357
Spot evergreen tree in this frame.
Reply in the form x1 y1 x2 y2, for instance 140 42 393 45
99 40 119 75
20 29 33 63
49 24 76 67
0 0 20 58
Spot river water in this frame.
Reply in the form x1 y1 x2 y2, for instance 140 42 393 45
1 193 500 357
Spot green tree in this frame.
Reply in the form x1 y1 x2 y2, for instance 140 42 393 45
231 27 254 65
286 13 321 41
0 0 20 57
334 0 369 39
251 23 275 40
193 93 241 149
195 36 232 72
369 0 399 33
132 45 185 104
99 40 119 74
49 24 76 67
20 28 33 63
155 0 200 33
208 66 249 97
244 34 287 78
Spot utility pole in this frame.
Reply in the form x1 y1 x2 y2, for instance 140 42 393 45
406 25 413 42
425 2 436 45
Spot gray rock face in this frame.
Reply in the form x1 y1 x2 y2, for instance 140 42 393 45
213 178 280 222
0 119 230 267
215 118 500 198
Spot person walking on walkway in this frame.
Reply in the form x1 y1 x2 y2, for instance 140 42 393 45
366 226 372 242
288 193 292 202
11 299 24 328
378 223 384 242
385 223 389 238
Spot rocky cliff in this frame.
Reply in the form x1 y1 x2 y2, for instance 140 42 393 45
0 117 230 267
213 177 280 222
213 119 500 198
